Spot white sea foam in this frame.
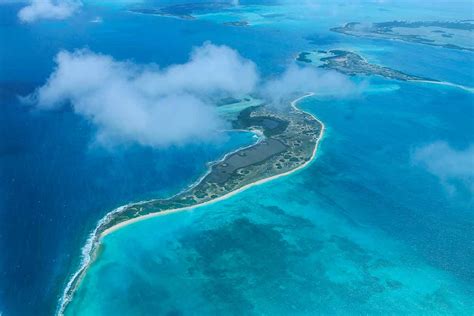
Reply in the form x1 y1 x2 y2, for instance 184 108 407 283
56 204 129 315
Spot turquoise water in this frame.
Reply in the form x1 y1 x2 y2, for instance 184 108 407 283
1 0 473 315
67 80 474 314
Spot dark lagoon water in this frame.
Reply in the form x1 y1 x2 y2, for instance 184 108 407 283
1 1 473 315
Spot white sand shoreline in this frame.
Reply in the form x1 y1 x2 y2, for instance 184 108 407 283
57 92 324 315
101 93 323 237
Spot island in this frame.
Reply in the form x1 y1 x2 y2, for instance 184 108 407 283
296 49 435 81
103 101 321 232
331 20 474 51
58 94 324 315
129 3 251 27
129 2 233 21
223 21 249 27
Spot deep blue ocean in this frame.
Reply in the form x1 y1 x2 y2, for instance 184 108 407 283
1 1 473 315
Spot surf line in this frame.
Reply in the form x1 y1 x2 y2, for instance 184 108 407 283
56 92 325 316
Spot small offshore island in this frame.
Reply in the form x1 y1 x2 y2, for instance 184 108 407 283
296 50 434 81
59 94 323 315
223 21 249 27
129 3 231 20
129 2 250 27
331 20 474 51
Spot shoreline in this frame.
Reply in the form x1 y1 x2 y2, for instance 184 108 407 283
56 92 324 315
101 93 322 237
293 51 474 94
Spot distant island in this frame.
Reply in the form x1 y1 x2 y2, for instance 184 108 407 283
296 49 474 93
129 2 252 27
296 49 435 81
58 94 324 315
129 3 232 20
331 20 474 51
223 21 249 27
129 3 250 27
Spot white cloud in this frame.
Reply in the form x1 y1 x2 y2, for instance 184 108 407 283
26 43 259 148
25 43 356 149
18 0 81 23
90 16 102 23
412 141 474 193
261 64 357 107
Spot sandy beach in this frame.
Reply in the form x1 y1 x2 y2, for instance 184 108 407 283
101 93 323 237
